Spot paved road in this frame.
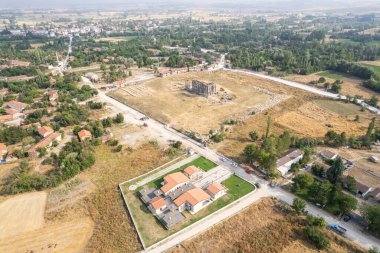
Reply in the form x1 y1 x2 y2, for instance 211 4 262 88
131 154 199 189
82 76 380 251
225 68 380 115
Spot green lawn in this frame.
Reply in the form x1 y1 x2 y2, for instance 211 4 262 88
148 156 217 188
222 175 255 199
314 100 362 116
361 63 380 76
317 70 349 80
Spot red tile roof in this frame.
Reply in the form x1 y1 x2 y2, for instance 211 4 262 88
150 196 166 210
160 172 189 194
206 182 226 196
38 126 54 137
174 188 210 207
184 165 201 176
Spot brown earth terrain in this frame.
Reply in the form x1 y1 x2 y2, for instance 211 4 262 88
108 71 289 135
168 198 366 253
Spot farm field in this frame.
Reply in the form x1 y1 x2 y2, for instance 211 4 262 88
168 198 366 253
275 100 373 137
121 169 254 247
108 71 287 135
361 63 380 75
0 191 47 240
95 36 137 42
286 72 378 99
0 218 94 253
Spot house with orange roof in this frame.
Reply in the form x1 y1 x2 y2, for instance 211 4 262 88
174 188 211 214
206 182 227 200
0 114 14 122
0 143 7 158
37 126 54 138
28 132 62 157
160 172 190 195
148 196 167 215
78 129 92 142
183 165 203 180
7 100 28 112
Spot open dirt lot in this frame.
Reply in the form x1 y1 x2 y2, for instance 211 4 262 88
168 198 365 253
286 73 378 100
0 218 94 253
0 191 47 240
109 71 288 135
317 147 380 188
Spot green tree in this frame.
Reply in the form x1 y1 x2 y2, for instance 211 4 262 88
292 198 307 215
249 131 259 141
303 226 330 250
337 193 358 215
326 157 344 184
345 175 357 192
361 205 380 236
293 173 314 190
114 113 124 124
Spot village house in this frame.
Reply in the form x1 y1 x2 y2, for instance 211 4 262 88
368 188 380 203
0 143 7 158
48 90 59 101
78 129 92 142
37 126 54 138
28 132 62 157
320 150 338 160
148 196 167 215
206 182 227 200
7 100 28 112
174 188 211 214
355 181 373 198
10 60 30 67
5 108 23 120
0 114 14 123
276 149 304 176
160 172 190 196
183 165 203 180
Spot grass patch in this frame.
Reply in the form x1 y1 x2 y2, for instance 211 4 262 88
122 174 254 247
317 70 349 80
361 63 380 76
314 100 362 116
222 175 255 199
148 156 217 188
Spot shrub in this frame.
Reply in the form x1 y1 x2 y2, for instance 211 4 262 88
303 226 329 250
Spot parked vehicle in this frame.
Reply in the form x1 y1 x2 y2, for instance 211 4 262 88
329 224 347 235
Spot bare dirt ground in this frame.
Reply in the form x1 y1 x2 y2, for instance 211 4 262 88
285 73 378 100
360 60 380 67
0 218 94 253
168 198 365 253
109 71 288 135
0 191 47 240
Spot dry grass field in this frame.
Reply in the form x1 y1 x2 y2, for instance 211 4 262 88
168 198 365 253
0 218 94 253
109 71 288 135
286 73 378 99
275 100 372 137
0 191 47 240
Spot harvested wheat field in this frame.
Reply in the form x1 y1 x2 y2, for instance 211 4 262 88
168 198 365 253
275 101 373 137
0 191 47 240
109 71 290 135
286 73 378 100
0 218 94 253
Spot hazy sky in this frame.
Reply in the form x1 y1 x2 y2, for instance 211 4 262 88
0 0 379 11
